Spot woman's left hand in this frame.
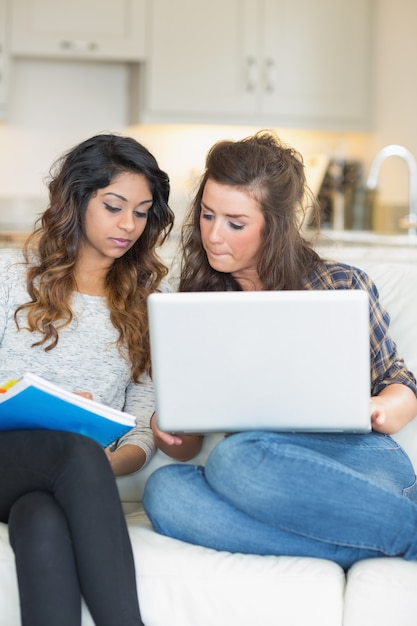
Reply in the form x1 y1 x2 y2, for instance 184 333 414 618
150 413 203 461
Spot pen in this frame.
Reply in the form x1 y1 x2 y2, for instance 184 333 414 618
0 379 19 394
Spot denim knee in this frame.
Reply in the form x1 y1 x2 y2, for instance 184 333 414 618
143 464 204 534
204 432 269 492
143 465 182 521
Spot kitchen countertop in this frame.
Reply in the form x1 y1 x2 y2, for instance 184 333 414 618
0 231 29 246
310 229 417 247
306 229 417 265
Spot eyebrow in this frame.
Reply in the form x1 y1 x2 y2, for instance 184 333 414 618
201 201 249 219
104 192 153 207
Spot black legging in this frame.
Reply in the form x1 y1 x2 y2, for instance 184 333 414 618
0 430 144 626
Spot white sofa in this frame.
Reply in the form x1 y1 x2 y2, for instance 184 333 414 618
2 260 417 626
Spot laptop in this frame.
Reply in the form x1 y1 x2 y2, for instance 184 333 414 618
147 290 371 434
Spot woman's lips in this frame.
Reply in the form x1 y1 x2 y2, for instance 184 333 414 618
110 238 131 248
207 249 228 258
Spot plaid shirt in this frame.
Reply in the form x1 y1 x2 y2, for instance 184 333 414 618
304 259 417 398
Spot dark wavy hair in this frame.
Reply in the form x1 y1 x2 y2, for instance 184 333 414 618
179 130 321 292
15 133 174 381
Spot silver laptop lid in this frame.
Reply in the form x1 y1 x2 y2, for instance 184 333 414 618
148 290 371 434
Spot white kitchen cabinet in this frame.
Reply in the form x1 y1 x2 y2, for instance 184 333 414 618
143 0 373 130
0 0 8 119
260 0 373 128
144 0 259 120
10 0 147 62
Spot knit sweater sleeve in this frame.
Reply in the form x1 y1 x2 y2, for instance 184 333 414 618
114 375 156 466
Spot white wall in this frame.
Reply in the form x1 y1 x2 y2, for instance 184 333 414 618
0 59 130 195
370 0 417 206
0 0 415 228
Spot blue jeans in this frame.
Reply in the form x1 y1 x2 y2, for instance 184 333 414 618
0 430 143 626
143 431 417 570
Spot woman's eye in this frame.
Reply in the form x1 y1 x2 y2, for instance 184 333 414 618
201 212 214 221
134 211 148 219
229 222 244 230
104 203 121 213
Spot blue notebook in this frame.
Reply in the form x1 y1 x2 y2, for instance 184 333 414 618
0 373 135 447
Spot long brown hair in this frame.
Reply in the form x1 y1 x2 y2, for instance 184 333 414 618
15 133 174 382
179 131 321 292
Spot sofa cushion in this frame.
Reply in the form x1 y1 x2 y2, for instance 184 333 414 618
0 522 20 626
344 557 417 626
127 509 346 626
0 509 346 626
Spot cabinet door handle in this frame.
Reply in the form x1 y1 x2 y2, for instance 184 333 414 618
264 58 275 93
59 40 98 52
245 57 258 92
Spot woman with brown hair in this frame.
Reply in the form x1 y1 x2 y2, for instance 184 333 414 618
0 133 174 625
145 131 417 570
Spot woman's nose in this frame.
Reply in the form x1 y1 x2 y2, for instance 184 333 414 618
118 212 135 232
207 220 223 242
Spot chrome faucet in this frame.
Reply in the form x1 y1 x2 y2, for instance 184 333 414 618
366 144 417 236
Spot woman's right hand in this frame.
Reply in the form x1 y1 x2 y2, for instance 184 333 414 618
150 413 203 461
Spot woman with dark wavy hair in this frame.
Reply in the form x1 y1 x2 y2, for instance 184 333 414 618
0 133 174 626
145 131 417 571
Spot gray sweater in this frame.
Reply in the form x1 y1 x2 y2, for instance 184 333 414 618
0 248 155 466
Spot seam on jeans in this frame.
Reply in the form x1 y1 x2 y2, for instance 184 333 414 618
403 477 417 498
275 523 401 556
